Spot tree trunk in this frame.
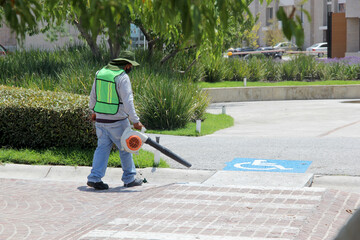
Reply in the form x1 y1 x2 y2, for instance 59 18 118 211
108 38 121 59
160 49 179 65
160 45 196 65
138 24 157 57
107 20 130 59
184 56 200 73
73 19 101 59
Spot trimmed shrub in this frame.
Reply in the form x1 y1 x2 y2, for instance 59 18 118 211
0 85 96 149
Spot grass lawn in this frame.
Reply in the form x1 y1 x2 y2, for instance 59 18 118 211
0 147 169 168
0 113 234 167
146 113 234 136
198 80 360 88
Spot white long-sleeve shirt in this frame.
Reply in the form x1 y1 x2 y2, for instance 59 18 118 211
89 71 140 123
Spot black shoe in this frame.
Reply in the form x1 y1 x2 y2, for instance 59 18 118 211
124 179 143 188
87 181 109 190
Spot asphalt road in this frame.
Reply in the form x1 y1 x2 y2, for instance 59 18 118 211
143 99 360 175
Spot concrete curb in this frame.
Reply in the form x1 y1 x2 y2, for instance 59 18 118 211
0 163 313 188
204 84 360 103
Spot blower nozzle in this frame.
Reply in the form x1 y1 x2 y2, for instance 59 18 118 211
121 126 192 168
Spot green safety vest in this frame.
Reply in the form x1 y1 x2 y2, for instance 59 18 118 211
93 68 124 115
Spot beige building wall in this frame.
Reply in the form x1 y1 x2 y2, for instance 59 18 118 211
0 22 86 51
312 0 327 45
345 0 360 57
249 0 280 47
250 0 329 49
0 22 17 51
20 23 84 50
345 0 360 17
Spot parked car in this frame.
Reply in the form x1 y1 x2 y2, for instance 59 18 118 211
0 44 8 56
227 47 255 58
273 42 301 51
231 47 255 58
256 47 283 59
306 42 328 57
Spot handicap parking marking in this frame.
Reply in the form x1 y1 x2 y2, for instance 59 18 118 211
224 158 312 173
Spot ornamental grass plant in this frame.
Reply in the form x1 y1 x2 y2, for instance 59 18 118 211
201 54 360 83
0 45 105 95
131 65 209 130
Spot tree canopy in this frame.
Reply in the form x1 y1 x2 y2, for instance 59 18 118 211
0 0 309 58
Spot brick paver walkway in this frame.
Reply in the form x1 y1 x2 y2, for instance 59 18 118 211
0 178 359 240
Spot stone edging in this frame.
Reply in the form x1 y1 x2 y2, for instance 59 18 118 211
203 84 360 103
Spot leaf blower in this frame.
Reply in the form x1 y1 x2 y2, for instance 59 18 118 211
120 126 192 168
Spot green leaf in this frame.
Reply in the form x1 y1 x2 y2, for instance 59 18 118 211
277 7 292 40
301 8 312 22
192 5 201 45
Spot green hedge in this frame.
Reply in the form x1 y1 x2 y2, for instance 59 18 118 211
0 85 96 149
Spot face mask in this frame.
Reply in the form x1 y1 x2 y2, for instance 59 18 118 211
125 67 132 74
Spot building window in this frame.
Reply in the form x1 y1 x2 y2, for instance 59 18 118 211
266 7 273 26
338 3 346 13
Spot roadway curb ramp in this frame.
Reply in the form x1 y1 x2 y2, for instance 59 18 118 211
202 171 314 188
204 85 360 103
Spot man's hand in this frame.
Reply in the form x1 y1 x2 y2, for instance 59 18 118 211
91 113 96 122
133 122 145 130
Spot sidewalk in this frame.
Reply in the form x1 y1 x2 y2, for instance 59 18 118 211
1 164 359 240
1 98 359 239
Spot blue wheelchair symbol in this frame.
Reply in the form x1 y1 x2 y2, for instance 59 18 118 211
224 158 312 173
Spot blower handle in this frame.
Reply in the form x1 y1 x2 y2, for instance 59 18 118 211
144 137 192 168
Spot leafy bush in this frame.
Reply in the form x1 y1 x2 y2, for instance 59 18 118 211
201 55 230 82
134 74 209 130
294 55 318 81
280 60 297 81
263 58 281 81
245 53 267 60
343 64 360 80
0 85 96 149
329 62 344 80
228 59 250 81
317 63 333 81
247 57 266 81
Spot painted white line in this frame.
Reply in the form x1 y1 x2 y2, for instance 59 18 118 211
81 230 292 240
143 198 317 210
109 214 307 226
80 230 117 238
163 190 322 201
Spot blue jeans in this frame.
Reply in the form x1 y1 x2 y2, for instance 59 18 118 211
87 119 136 184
